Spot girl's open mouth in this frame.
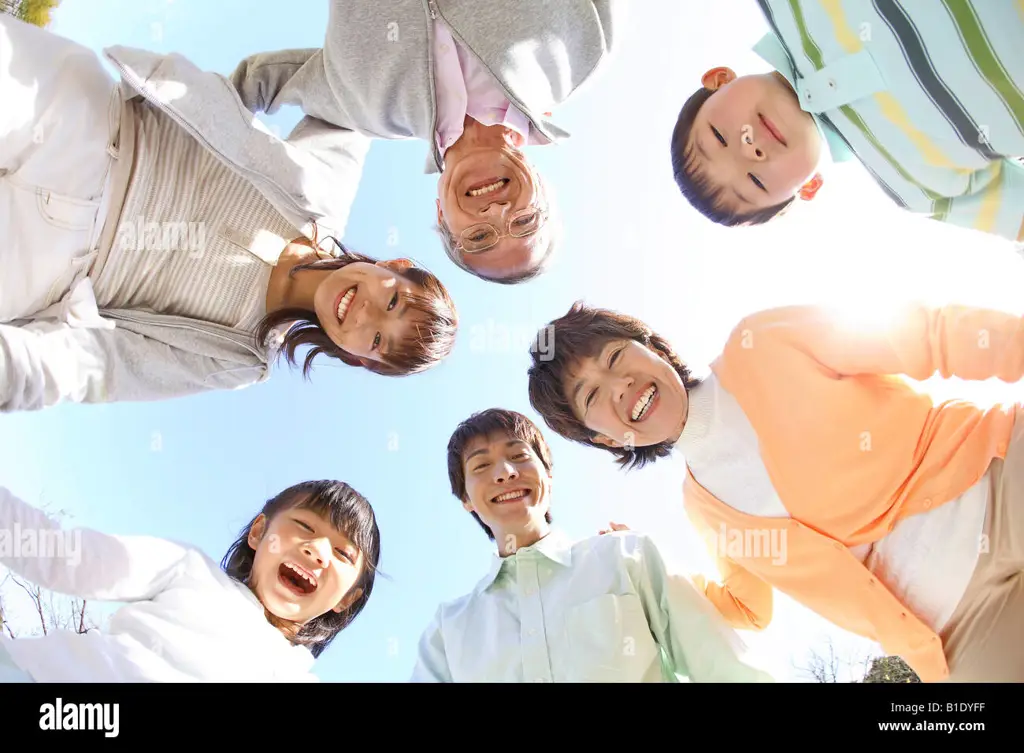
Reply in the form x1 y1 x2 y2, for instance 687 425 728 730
278 562 318 597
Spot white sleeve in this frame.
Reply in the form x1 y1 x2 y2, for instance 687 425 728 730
0 486 191 602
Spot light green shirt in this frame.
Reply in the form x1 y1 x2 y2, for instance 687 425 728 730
754 0 1024 243
410 530 775 682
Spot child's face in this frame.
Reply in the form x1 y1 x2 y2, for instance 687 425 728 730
247 507 365 625
687 68 823 212
460 431 552 543
312 260 428 365
563 339 689 449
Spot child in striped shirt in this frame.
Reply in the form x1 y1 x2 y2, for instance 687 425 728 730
670 0 1024 244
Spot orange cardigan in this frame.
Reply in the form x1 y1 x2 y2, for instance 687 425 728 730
684 303 1024 682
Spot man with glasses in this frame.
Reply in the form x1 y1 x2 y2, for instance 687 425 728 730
229 0 624 284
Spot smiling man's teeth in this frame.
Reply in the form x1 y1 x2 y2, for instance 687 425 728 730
631 385 657 421
336 288 356 323
493 489 528 503
467 179 508 197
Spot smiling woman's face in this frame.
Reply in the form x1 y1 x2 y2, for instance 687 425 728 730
311 261 427 363
563 339 689 449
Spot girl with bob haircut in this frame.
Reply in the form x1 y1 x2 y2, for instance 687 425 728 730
0 16 458 413
0 479 381 682
527 299 1024 684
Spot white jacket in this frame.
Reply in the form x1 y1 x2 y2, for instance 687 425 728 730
0 486 318 682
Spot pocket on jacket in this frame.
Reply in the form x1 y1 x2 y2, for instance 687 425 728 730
562 593 659 681
35 188 100 232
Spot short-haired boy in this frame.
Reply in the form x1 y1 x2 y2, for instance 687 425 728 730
670 0 1024 242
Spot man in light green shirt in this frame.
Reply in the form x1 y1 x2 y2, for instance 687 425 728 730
410 408 774 683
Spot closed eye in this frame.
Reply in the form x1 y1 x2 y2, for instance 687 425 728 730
749 174 766 191
711 125 726 146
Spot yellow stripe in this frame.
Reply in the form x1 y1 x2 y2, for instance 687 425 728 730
821 0 964 171
975 163 1002 233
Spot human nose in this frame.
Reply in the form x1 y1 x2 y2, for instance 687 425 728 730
739 124 766 162
303 538 331 568
611 374 635 404
493 461 519 484
480 200 512 219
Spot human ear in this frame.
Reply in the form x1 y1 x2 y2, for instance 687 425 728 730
247 514 267 549
591 434 622 449
701 67 737 91
332 587 364 614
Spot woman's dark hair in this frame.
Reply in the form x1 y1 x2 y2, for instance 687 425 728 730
527 301 701 470
254 233 458 377
221 479 382 658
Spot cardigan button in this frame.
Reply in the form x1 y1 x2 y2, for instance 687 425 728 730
923 498 932 508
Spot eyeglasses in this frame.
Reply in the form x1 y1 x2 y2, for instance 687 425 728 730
455 207 548 253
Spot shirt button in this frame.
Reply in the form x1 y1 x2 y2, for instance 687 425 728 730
827 78 837 90
441 44 450 53
833 542 843 550
528 629 536 636
923 498 932 508
804 89 813 101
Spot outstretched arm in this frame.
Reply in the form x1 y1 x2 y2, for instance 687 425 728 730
228 48 324 116
409 607 453 682
726 301 1024 382
0 315 263 413
630 534 775 682
0 486 190 602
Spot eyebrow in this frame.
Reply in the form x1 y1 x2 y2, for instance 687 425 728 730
464 440 528 464
696 131 755 211
385 294 411 357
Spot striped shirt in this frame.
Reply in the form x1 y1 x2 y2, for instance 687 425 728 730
755 0 1024 243
92 99 300 333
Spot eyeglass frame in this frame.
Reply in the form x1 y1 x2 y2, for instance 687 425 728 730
453 206 549 254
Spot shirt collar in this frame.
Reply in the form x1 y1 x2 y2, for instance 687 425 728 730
674 376 715 451
477 528 574 591
751 32 854 163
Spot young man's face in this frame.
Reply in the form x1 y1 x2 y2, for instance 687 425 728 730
686 68 823 212
563 339 689 449
460 431 552 546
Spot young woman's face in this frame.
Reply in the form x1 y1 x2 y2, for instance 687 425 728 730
312 261 427 364
563 339 689 449
247 507 365 625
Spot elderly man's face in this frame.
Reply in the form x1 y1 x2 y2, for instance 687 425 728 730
436 122 550 281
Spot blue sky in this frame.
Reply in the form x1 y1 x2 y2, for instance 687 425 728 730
3 0 1024 682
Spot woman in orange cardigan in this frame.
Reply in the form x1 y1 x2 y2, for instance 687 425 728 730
526 300 1024 683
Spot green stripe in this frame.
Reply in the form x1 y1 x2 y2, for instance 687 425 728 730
942 0 1024 138
931 196 952 222
787 0 941 201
